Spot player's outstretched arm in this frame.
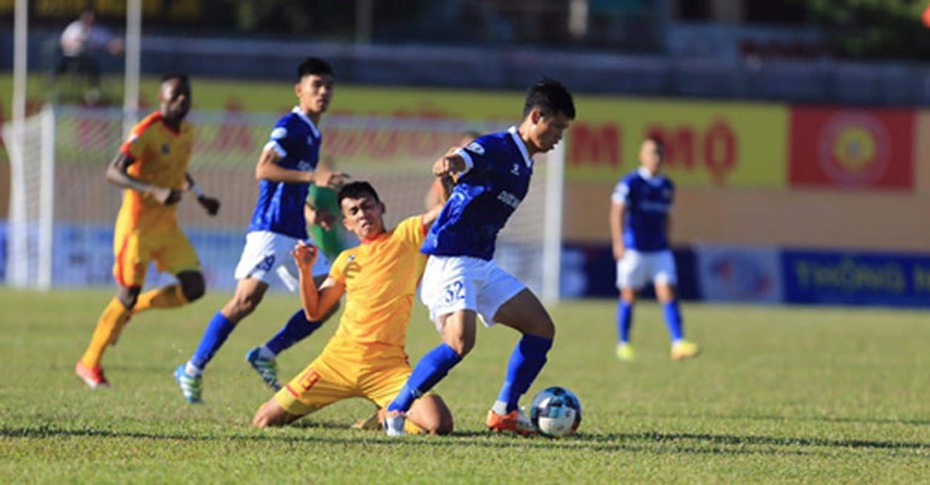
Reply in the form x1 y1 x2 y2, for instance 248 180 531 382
255 147 348 187
292 241 344 321
105 152 180 205
185 173 220 216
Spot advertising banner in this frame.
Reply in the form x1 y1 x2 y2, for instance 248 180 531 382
695 245 783 303
789 107 914 190
782 249 930 307
569 99 787 187
330 88 789 188
560 243 700 299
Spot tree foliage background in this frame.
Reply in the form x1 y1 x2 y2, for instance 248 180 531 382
800 0 930 60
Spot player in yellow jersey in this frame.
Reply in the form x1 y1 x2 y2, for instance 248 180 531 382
252 181 453 434
75 73 220 389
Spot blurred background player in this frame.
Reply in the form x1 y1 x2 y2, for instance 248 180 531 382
252 181 453 435
383 79 575 436
609 136 699 362
175 57 346 403
53 9 124 104
423 131 481 210
75 74 221 389
244 175 353 391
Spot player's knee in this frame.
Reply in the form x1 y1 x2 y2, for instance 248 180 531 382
223 294 262 321
118 287 141 309
537 319 556 339
181 278 205 302
432 414 454 436
443 334 474 357
177 271 205 302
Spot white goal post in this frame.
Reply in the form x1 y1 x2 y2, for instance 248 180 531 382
1 107 565 303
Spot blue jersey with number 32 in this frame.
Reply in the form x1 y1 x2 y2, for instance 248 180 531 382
422 127 534 260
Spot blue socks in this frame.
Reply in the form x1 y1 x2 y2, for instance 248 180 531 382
265 309 323 356
496 334 553 413
617 300 633 343
663 300 684 341
190 311 236 370
387 342 462 413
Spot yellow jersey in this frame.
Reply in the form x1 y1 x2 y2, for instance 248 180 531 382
325 216 428 362
116 111 194 231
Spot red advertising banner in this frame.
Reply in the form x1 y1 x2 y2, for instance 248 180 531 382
789 107 914 190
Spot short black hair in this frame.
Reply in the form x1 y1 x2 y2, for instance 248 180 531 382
161 73 190 85
338 181 380 206
298 57 334 81
644 135 665 149
523 78 575 119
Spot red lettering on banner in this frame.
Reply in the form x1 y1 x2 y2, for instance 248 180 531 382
647 126 695 170
324 126 467 163
704 120 737 183
647 120 738 184
569 122 621 167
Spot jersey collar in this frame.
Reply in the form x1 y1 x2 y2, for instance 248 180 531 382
292 107 321 138
508 126 533 168
638 167 666 185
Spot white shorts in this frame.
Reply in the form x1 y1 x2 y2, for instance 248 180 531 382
615 249 678 290
420 255 525 332
233 231 331 291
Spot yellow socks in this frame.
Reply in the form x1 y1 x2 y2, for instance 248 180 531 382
134 284 188 313
79 298 133 368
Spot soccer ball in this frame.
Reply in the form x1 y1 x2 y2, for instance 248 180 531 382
529 386 582 438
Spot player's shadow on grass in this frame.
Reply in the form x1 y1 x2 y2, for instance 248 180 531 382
5 425 927 456
581 431 930 454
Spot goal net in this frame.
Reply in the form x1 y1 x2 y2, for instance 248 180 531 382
1 107 564 302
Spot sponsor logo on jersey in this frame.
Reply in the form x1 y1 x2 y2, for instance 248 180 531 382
639 200 670 213
511 163 520 176
465 141 485 155
497 190 520 209
271 127 287 140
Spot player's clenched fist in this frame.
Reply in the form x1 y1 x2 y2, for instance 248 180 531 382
432 155 463 178
291 240 319 269
197 195 221 216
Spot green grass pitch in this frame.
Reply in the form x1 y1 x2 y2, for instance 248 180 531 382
1 288 929 482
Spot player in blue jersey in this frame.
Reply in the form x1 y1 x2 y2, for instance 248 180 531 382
610 136 699 362
174 58 346 403
382 79 575 436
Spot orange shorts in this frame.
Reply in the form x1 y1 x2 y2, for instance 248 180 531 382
274 349 413 417
112 221 200 287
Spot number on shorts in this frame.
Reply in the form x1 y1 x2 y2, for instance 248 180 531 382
442 280 465 304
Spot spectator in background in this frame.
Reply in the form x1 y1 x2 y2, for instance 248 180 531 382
54 9 124 104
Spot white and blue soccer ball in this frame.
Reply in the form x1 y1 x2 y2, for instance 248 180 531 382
529 386 582 438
